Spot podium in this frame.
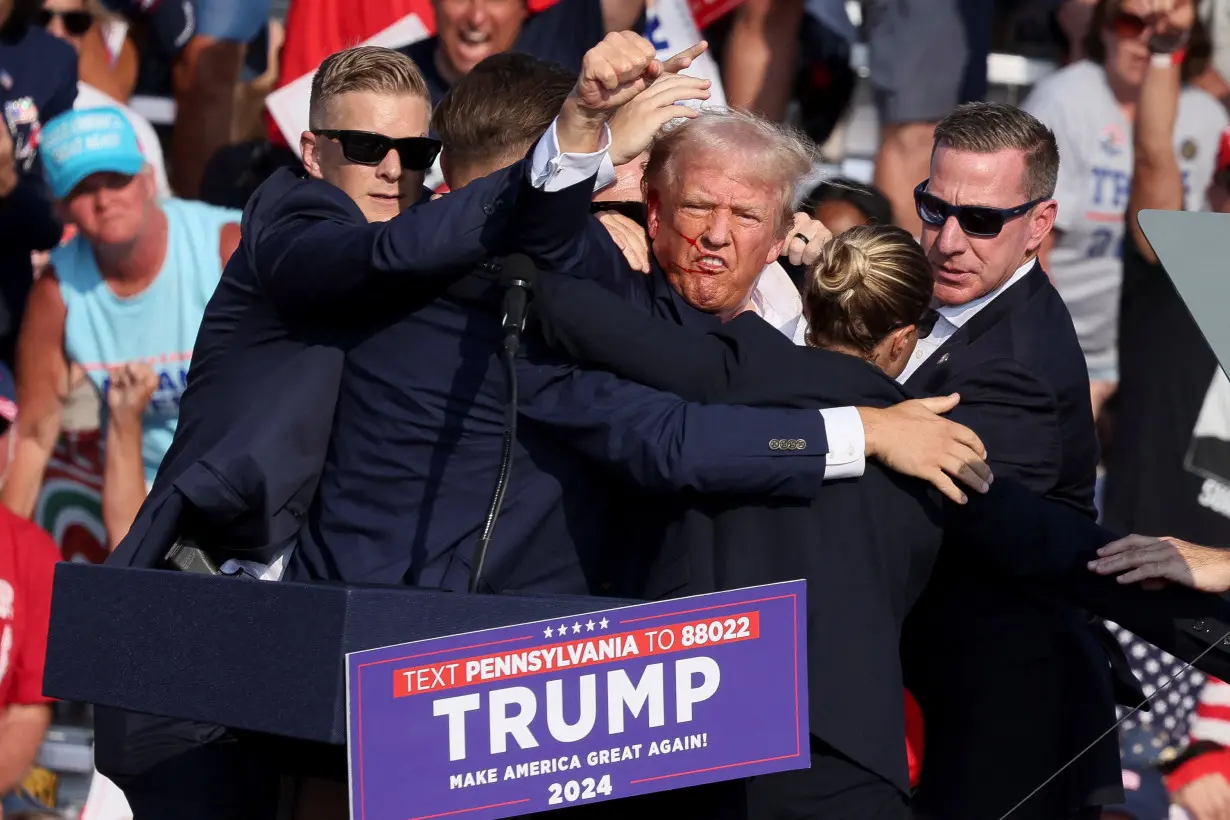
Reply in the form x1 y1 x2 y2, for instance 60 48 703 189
43 562 635 745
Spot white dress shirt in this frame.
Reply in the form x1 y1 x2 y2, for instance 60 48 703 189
749 262 866 480
896 259 1036 385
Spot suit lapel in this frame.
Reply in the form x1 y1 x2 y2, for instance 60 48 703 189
905 261 1048 392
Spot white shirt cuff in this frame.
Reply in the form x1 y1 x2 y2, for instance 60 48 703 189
530 119 613 193
818 406 866 480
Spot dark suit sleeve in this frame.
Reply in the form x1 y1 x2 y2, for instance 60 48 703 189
0 177 62 252
948 481 1230 681
534 274 743 402
942 358 1063 493
946 479 1107 577
517 357 831 497
250 160 596 317
43 60 78 122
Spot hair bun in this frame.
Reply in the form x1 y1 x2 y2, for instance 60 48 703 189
814 236 872 302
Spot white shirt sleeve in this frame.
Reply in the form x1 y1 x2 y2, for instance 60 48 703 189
530 119 616 193
818 406 866 480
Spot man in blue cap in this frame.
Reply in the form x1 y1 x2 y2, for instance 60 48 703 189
1 106 241 554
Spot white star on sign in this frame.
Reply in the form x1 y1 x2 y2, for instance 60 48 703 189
599 617 609 629
544 625 554 638
560 623 569 635
586 620 595 631
572 622 582 634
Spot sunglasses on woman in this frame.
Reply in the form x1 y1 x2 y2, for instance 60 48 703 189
1110 10 1151 40
915 308 939 339
37 8 93 35
312 130 442 172
914 180 1044 238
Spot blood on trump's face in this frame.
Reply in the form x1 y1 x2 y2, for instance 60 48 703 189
646 157 786 319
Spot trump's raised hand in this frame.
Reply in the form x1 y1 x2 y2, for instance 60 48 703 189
557 32 662 153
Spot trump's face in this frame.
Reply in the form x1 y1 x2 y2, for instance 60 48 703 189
919 145 1055 306
301 90 432 223
647 156 785 318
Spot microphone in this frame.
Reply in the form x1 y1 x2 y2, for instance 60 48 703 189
499 253 536 357
469 254 538 594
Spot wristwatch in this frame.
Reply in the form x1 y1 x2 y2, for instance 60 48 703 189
1149 29 1191 54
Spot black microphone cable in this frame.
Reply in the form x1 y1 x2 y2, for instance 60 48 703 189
468 254 536 594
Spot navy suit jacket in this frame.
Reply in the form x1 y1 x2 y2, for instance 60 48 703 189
289 183 837 591
109 159 559 572
899 263 1133 817
530 269 1230 796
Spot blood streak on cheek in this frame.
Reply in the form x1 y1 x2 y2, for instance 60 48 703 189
673 227 710 276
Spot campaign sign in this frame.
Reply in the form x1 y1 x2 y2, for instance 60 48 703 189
347 580 808 820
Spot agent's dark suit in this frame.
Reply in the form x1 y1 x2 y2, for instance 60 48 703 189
530 269 1230 819
899 263 1129 820
96 158 623 819
291 195 854 591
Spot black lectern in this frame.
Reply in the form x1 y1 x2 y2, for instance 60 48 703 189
44 563 633 745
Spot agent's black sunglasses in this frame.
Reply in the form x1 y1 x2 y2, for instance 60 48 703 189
312 130 441 171
37 9 93 35
914 179 1044 238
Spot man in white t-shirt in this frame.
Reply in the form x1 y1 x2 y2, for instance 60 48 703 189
38 0 170 198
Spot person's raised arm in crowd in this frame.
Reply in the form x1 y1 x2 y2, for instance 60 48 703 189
101 363 156 550
4 275 69 520
1128 0 1190 265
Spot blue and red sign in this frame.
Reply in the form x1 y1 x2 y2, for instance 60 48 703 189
347 580 809 819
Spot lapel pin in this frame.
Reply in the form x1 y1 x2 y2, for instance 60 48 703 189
937 353 949 366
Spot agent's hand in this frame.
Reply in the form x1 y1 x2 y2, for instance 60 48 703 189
106 362 158 429
782 213 832 267
1174 772 1230 820
1089 534 1230 592
859 394 993 505
608 71 711 165
596 210 650 273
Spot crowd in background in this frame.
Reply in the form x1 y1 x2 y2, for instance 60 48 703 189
2 0 1230 817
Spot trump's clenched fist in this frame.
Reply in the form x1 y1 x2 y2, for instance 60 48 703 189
555 32 664 154
574 32 662 119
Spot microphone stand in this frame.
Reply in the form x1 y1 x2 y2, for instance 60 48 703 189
468 267 532 594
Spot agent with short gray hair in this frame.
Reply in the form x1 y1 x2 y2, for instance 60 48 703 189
900 100 1133 820
556 106 997 506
